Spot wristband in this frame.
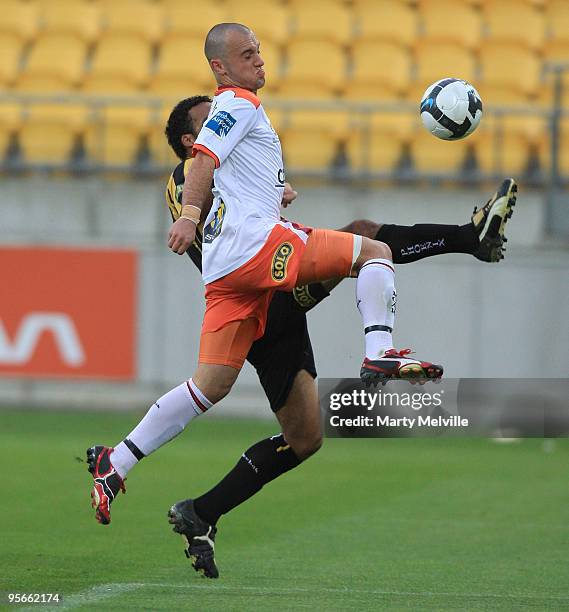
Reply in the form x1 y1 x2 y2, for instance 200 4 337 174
180 204 201 224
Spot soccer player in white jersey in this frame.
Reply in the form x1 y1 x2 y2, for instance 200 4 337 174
170 23 443 399
166 22 444 567
86 24 517 578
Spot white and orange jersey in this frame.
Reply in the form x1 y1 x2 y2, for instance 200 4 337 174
192 86 289 285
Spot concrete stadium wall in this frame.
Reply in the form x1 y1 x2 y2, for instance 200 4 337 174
1 176 567 416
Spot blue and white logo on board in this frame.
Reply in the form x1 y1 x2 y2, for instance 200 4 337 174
205 111 236 138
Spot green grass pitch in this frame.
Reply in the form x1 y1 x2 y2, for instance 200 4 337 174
1 408 568 611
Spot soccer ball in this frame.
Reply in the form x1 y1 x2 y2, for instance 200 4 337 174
420 78 483 140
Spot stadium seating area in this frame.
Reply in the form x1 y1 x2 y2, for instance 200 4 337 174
0 0 567 179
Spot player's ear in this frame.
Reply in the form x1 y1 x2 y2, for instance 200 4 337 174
210 58 226 78
181 133 194 150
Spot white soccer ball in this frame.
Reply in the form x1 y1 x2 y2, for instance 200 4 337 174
420 78 483 140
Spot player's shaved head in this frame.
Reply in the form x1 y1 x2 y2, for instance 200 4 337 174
204 23 251 61
204 22 265 92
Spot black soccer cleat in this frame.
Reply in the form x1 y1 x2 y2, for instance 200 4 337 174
472 178 517 263
168 499 219 579
86 445 125 525
360 348 444 387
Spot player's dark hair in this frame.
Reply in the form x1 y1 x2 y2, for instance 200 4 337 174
165 95 212 161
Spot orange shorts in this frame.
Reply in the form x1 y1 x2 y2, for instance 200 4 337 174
199 225 354 369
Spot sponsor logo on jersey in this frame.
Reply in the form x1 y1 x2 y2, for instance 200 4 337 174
293 285 317 309
175 183 183 205
205 111 236 139
203 201 226 243
271 242 294 282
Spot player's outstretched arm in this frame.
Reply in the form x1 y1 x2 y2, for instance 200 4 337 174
168 152 216 255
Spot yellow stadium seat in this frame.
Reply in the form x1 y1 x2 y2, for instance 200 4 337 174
150 136 179 168
0 1 39 42
290 1 353 46
40 1 101 42
543 40 569 64
474 115 543 176
346 42 412 100
227 0 290 46
412 42 477 102
16 34 86 92
284 110 350 136
0 34 24 86
83 35 152 93
278 83 340 100
343 83 401 103
411 130 479 174
19 104 87 164
501 115 551 173
483 0 545 50
479 42 541 105
151 38 215 95
279 41 347 98
538 42 569 107
148 106 179 168
85 106 152 166
100 0 164 43
281 110 349 171
163 2 225 41
263 108 285 135
353 0 417 47
348 112 416 173
148 76 207 99
281 133 342 171
0 103 21 132
547 0 569 44
418 0 482 49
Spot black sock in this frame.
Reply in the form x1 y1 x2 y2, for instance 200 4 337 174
375 223 479 263
193 434 301 525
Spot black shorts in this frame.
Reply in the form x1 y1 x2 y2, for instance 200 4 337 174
246 291 317 413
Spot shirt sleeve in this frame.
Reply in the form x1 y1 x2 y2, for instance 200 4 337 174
165 172 180 221
192 98 258 168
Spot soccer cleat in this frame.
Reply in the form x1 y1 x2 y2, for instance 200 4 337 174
472 178 517 263
360 348 443 386
168 499 219 579
86 445 125 525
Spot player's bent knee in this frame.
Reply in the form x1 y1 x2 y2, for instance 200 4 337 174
341 219 381 239
288 431 323 461
354 237 392 271
193 363 239 404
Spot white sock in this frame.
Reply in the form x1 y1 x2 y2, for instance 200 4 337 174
356 258 396 360
110 379 212 479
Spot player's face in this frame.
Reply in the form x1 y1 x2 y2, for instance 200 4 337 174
221 30 265 92
181 101 211 156
189 101 211 137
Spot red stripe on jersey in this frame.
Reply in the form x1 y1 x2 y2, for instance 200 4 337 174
192 144 220 168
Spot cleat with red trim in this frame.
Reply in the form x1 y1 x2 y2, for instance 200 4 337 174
360 348 444 386
168 499 219 579
472 178 518 263
86 445 125 525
